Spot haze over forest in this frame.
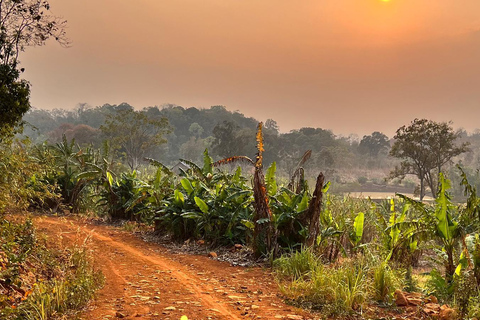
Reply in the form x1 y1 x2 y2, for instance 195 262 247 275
6 1 480 317
20 0 480 137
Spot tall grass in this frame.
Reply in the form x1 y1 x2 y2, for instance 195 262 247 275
0 218 104 319
372 261 402 303
273 247 321 281
18 247 104 320
274 249 372 316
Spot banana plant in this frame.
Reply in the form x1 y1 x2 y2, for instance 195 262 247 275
98 170 150 220
351 211 365 247
32 135 103 212
398 173 473 283
381 198 419 263
153 149 254 244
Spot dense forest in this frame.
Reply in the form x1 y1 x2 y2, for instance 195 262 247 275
21 103 480 197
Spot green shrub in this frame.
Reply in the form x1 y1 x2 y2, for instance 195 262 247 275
426 269 454 303
454 271 479 318
357 176 368 185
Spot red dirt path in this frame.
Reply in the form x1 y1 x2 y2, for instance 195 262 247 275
33 215 315 320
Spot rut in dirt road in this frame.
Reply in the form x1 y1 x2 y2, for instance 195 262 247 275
35 216 313 320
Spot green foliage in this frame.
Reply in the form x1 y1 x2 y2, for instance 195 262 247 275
467 291 480 319
154 151 254 244
0 64 30 139
0 138 59 212
265 162 278 196
372 261 399 303
0 0 67 140
394 173 475 284
17 247 104 320
30 136 105 213
98 170 151 221
352 212 365 246
269 187 310 249
426 269 455 302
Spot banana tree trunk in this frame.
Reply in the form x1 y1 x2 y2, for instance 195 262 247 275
252 167 276 258
301 173 325 247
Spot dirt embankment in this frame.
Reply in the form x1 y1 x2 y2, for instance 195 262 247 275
33 215 313 320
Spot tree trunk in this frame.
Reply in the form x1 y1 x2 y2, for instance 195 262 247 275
252 167 276 258
419 170 425 201
299 173 325 247
445 247 455 284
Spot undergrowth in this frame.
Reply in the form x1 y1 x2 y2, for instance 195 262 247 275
0 216 104 319
274 249 404 317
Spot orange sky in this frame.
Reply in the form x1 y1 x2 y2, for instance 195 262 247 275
21 0 480 137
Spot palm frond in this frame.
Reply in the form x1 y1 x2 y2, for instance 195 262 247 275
213 156 254 167
296 150 312 169
144 157 172 174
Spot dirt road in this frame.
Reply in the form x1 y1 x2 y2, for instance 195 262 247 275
34 216 313 320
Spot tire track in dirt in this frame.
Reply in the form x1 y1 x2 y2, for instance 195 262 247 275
45 217 240 319
35 215 313 320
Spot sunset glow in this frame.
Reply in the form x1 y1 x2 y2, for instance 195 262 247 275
20 0 480 136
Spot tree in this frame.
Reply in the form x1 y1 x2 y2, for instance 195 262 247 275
100 109 171 170
211 120 241 158
0 0 68 66
48 123 100 146
0 0 67 138
264 118 279 135
0 64 30 139
390 119 469 200
188 122 204 138
358 131 390 157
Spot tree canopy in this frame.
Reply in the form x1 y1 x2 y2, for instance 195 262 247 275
0 64 30 140
390 118 469 200
100 109 171 170
0 0 67 139
0 0 68 66
358 131 390 157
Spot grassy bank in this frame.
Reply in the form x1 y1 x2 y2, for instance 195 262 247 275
0 215 104 319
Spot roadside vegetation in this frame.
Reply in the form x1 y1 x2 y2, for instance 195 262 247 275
0 216 104 319
3 114 480 318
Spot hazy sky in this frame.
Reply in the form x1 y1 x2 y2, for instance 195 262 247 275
21 0 480 137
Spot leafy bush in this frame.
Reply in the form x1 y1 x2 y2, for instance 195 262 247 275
98 170 149 220
426 269 454 303
357 176 368 185
0 139 59 213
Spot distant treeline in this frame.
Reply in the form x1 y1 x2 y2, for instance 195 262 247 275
22 103 480 193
